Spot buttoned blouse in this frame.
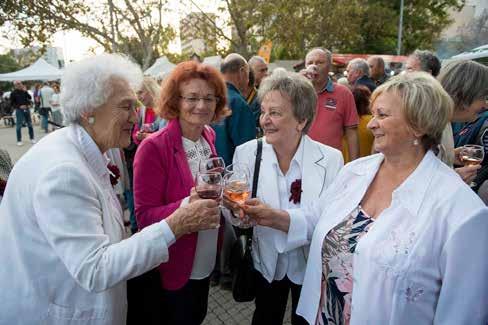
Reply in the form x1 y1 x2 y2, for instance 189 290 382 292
271 136 304 283
182 136 218 280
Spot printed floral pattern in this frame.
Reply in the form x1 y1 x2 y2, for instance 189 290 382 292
320 207 374 325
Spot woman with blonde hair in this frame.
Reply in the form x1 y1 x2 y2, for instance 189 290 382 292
297 72 488 324
132 76 161 144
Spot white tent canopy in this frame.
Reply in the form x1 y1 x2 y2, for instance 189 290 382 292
202 56 222 70
144 56 176 79
0 58 62 81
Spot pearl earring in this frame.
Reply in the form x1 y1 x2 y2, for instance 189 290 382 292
413 139 419 146
88 117 95 125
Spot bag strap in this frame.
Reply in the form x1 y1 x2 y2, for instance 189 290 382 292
251 138 263 198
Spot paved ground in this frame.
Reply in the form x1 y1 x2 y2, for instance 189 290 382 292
0 121 294 325
204 283 293 325
0 119 48 162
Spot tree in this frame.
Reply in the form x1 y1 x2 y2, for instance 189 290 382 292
457 10 488 51
188 0 465 59
0 0 176 69
0 53 21 91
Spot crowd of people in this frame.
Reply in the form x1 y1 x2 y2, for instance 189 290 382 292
0 46 487 325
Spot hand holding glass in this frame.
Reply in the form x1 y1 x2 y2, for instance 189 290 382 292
460 145 484 187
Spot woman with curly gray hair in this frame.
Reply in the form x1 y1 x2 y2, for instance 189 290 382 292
0 53 220 324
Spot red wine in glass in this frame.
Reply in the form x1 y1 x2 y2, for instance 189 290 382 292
196 185 223 200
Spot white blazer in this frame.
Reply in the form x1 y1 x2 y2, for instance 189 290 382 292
232 135 343 283
0 124 174 325
297 151 488 324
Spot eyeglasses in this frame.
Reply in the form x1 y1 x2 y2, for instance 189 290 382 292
179 95 219 105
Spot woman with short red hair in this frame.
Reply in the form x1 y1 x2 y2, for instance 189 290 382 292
133 61 229 324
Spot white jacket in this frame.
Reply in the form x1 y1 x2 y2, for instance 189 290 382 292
297 151 488 324
232 136 343 283
0 124 174 325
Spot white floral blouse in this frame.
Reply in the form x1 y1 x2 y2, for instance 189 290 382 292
319 206 374 325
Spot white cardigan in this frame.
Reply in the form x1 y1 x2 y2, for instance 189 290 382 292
0 124 174 325
297 151 488 325
232 135 343 283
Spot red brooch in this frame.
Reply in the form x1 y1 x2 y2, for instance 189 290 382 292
107 163 121 187
289 179 302 204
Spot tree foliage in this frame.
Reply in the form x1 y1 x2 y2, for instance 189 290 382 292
1 0 466 65
191 0 464 59
0 0 176 69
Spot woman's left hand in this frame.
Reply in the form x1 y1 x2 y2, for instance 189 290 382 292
242 198 290 232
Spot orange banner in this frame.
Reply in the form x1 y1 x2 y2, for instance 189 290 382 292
257 41 273 63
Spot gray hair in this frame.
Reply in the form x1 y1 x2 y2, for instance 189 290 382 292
411 50 441 77
221 53 247 74
60 53 143 124
348 58 370 76
248 55 266 67
258 71 317 134
438 59 488 111
305 47 333 66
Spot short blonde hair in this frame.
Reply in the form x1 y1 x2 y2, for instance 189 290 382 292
371 72 453 150
141 76 160 106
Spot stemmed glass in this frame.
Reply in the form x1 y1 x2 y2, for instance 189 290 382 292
223 163 254 228
460 144 484 187
199 157 225 175
195 171 223 200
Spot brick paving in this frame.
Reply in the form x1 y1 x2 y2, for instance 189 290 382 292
204 285 292 325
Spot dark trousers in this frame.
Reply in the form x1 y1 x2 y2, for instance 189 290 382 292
15 109 34 141
252 272 307 325
127 269 164 325
161 277 210 325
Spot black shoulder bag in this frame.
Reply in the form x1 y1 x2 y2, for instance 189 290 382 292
230 138 262 302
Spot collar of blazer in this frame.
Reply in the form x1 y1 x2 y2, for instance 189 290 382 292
344 151 438 218
258 135 329 208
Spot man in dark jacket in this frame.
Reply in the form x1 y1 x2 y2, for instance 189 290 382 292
10 81 35 146
346 58 377 92
212 53 256 166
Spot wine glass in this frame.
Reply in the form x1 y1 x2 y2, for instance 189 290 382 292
460 144 484 187
195 171 223 200
223 164 254 228
199 157 225 175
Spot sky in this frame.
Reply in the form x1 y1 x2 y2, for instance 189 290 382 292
1 0 225 63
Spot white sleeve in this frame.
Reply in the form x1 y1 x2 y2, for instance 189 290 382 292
33 163 173 293
277 150 344 253
434 207 488 324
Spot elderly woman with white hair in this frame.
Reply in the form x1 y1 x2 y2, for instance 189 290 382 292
0 54 220 325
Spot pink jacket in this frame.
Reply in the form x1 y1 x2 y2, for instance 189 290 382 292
133 119 221 290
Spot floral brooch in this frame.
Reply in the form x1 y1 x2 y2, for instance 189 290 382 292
289 179 302 204
107 163 121 187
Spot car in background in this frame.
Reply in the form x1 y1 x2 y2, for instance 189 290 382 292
450 44 488 66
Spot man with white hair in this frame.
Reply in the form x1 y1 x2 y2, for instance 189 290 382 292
248 55 269 88
346 58 377 92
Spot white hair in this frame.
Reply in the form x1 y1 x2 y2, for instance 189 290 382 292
60 53 143 124
248 55 266 67
348 58 370 77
